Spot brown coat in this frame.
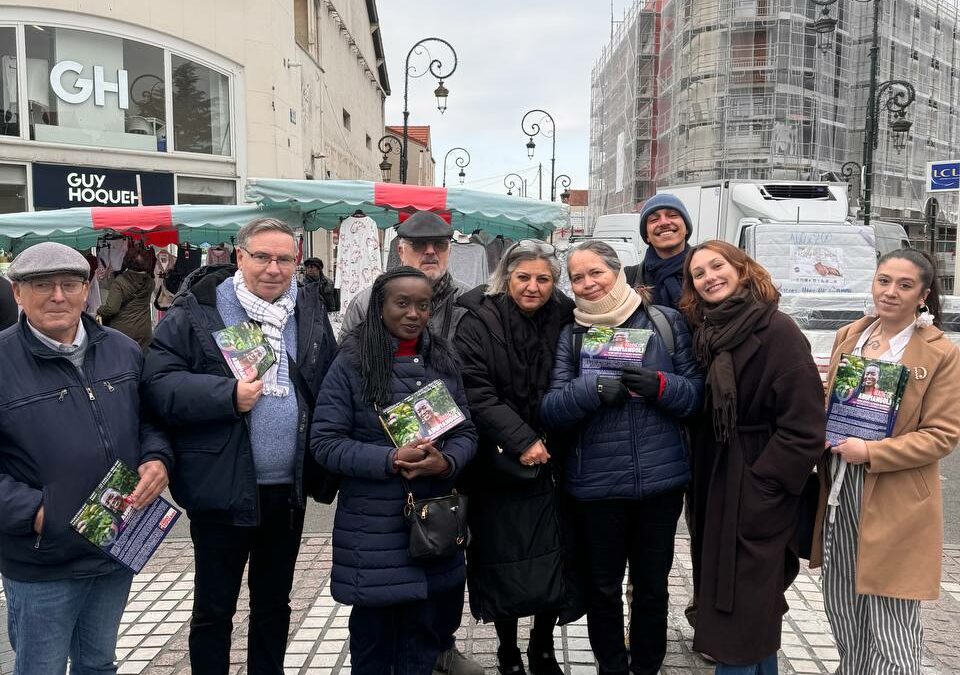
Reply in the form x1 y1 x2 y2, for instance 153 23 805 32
690 310 826 665
809 317 960 600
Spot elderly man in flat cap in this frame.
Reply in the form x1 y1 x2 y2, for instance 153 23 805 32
340 211 472 344
0 242 171 675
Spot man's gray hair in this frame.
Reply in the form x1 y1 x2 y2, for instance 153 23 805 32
567 239 622 278
486 241 561 295
236 218 296 249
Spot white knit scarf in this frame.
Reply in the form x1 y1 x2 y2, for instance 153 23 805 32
232 270 297 397
573 268 643 327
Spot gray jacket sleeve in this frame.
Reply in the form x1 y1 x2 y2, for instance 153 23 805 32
338 286 371 343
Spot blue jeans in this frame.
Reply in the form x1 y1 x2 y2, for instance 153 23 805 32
715 653 778 675
3 568 132 675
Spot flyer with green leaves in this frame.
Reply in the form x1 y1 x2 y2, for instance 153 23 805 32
580 326 653 376
379 379 465 448
826 354 908 444
212 321 277 381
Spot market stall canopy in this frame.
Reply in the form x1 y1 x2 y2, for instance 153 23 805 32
0 204 303 254
245 179 567 239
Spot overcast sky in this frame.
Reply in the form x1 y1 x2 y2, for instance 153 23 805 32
376 1 633 196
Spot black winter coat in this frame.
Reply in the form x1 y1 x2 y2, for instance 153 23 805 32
689 310 826 665
310 332 477 607
141 265 337 525
454 286 574 622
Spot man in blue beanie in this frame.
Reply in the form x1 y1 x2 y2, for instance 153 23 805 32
624 193 693 310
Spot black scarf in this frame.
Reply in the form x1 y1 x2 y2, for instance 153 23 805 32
431 272 456 312
693 290 776 443
495 292 573 427
642 245 688 309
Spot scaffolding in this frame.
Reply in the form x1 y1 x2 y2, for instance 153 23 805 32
589 0 960 272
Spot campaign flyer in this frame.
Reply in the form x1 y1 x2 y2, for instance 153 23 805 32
379 379 466 448
826 354 908 444
212 321 277 381
70 461 181 574
579 326 653 376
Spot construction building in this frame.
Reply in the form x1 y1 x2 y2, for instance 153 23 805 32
588 0 960 265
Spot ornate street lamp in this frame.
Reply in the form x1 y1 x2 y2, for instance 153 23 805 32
442 147 471 188
401 38 458 184
521 109 557 201
554 174 572 203
377 134 402 183
810 0 917 227
504 173 527 197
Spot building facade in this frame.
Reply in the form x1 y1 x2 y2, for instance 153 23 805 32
0 0 390 260
381 124 436 186
589 0 960 261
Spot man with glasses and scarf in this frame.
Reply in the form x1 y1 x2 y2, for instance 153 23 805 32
0 242 171 675
142 218 337 675
340 211 471 344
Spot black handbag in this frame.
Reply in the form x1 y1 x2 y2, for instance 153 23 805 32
402 483 470 561
491 445 541 481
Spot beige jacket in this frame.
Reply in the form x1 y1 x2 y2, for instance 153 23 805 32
810 317 960 600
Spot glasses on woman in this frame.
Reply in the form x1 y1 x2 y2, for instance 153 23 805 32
26 279 87 296
240 248 298 269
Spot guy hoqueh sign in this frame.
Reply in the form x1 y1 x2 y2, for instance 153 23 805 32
32 164 175 209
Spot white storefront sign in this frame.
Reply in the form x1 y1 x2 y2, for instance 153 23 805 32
50 60 129 109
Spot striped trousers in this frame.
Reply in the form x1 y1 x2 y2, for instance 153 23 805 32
822 461 923 675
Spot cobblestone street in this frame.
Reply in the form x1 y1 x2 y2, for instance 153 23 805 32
2 535 959 674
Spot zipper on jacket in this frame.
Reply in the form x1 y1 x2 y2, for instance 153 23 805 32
103 381 115 392
85 387 96 401
33 533 42 549
58 389 68 402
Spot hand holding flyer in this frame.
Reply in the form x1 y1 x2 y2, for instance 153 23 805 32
580 326 653 376
212 321 277 381
379 380 466 448
825 354 908 445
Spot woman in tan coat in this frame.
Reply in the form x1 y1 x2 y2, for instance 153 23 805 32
811 248 960 674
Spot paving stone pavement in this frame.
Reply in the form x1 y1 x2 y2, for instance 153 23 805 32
1 536 958 675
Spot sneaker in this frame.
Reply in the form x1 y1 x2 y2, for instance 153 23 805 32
497 647 527 675
527 644 563 675
435 647 485 675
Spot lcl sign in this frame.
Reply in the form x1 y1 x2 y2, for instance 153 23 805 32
927 160 960 192
49 60 129 109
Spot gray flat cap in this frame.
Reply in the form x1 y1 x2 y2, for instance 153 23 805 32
7 242 90 282
395 211 453 240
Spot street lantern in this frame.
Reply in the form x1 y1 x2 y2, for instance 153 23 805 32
521 109 557 200
442 147 471 188
504 173 526 197
379 157 393 182
458 168 466 185
377 134 401 183
554 174 572 204
434 80 449 114
401 38 458 183
810 7 838 52
526 138 536 159
889 115 912 152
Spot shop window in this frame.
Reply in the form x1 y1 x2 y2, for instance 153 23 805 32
0 28 20 137
172 55 231 155
0 164 27 214
24 26 165 151
177 175 236 205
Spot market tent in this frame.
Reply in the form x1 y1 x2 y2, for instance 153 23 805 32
245 179 567 239
0 204 304 254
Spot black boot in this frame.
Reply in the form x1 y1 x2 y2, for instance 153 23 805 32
498 646 527 675
526 641 563 675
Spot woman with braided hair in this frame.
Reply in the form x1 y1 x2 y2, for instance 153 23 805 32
310 266 477 675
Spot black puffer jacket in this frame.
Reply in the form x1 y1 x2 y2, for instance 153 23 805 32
141 265 337 525
454 286 575 622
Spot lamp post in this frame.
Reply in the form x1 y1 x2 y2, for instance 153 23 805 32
554 174 572 203
809 0 916 228
504 173 527 197
521 109 556 201
401 38 458 184
377 134 402 183
442 147 470 188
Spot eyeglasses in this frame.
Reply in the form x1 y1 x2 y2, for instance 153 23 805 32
514 239 556 256
26 279 87 296
405 238 451 253
240 248 297 269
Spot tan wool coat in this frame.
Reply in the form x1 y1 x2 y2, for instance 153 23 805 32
810 317 960 600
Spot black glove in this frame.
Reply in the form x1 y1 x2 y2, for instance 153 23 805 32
621 367 661 400
597 376 629 407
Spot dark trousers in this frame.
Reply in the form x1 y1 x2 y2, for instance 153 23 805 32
495 611 559 654
189 484 305 675
349 585 465 675
579 489 684 675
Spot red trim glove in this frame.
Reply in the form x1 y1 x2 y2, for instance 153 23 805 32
621 367 663 400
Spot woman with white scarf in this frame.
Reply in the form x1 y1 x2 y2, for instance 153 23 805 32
541 240 703 675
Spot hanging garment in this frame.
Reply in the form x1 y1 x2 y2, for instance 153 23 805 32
448 242 489 288
334 215 382 315
206 244 232 266
382 227 399 270
152 246 178 315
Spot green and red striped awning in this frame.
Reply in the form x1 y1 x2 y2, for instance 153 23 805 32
245 179 567 239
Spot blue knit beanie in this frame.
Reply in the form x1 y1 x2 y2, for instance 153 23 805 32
638 194 693 244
